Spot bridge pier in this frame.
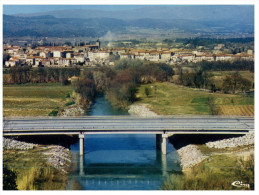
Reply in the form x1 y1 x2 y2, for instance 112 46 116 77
161 133 168 155
79 155 84 176
161 153 168 177
156 133 168 155
79 133 85 156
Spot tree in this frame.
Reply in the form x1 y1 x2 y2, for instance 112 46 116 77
222 72 252 94
144 87 151 97
3 54 11 67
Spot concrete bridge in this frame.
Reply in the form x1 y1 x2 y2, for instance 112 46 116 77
3 116 254 155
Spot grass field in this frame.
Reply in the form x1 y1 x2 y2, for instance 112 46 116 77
3 83 74 117
136 82 254 116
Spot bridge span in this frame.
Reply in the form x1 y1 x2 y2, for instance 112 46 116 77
3 116 254 155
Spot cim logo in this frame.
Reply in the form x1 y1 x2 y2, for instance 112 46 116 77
231 181 250 189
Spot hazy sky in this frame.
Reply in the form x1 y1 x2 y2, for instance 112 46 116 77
3 5 147 15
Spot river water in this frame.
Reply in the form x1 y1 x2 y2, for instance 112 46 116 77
67 96 181 190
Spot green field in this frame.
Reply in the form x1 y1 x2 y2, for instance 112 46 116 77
136 82 254 116
3 83 74 117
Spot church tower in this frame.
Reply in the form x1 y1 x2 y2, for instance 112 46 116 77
96 39 101 49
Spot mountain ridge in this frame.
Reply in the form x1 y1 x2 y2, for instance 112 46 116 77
13 5 254 22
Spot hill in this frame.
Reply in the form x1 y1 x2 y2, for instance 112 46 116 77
4 5 254 38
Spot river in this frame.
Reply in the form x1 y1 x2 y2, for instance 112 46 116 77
66 96 181 190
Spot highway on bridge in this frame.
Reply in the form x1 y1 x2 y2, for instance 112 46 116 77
3 116 254 155
3 116 254 136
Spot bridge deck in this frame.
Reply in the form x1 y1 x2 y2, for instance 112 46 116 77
3 116 254 136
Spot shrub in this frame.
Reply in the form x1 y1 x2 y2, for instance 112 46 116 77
65 100 75 107
48 110 58 116
3 166 17 190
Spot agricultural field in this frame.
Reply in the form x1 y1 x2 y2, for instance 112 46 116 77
136 82 254 116
3 83 74 117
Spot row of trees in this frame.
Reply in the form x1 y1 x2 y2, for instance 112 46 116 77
195 60 254 72
3 66 81 84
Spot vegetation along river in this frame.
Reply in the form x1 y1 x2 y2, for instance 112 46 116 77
66 96 181 190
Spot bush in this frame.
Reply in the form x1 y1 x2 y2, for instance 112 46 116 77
3 166 17 190
65 100 75 107
145 87 151 97
48 110 58 116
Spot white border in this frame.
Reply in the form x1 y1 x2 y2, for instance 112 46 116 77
0 1 258 195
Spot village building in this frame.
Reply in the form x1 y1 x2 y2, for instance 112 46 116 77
53 51 61 58
88 51 111 61
160 52 173 62
120 53 133 59
5 57 19 67
247 50 254 55
146 52 161 61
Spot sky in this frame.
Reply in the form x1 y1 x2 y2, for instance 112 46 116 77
3 5 147 15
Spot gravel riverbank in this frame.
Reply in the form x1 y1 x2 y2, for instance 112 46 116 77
128 104 158 117
177 144 207 169
3 137 38 150
206 132 254 149
60 105 85 117
3 137 72 173
42 145 72 173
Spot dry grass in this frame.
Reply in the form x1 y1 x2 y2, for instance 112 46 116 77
218 105 254 116
3 148 67 190
162 153 254 190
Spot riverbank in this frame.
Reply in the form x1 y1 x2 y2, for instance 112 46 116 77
173 133 254 170
3 137 72 173
128 103 254 170
128 103 254 190
3 137 72 190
